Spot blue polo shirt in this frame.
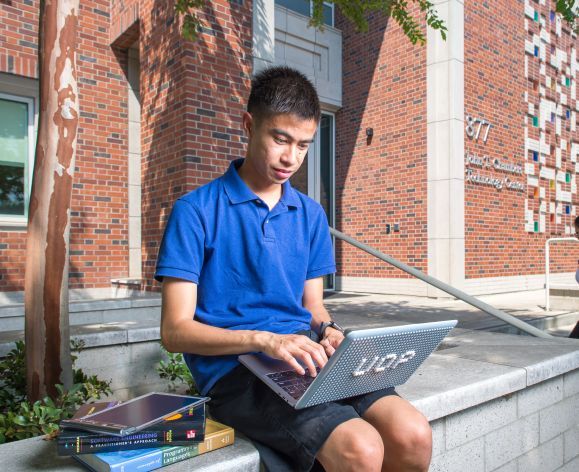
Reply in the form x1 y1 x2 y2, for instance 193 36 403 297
155 158 336 395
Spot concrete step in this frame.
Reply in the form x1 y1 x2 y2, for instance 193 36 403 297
0 296 161 331
546 320 579 337
487 311 579 336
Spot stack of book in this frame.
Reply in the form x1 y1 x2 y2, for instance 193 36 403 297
58 395 234 472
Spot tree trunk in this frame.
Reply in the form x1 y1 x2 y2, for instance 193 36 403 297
24 0 80 401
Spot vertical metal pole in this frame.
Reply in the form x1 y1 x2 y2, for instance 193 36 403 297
544 237 577 312
546 239 550 312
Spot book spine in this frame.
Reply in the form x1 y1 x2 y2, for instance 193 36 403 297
58 426 205 455
111 450 164 472
198 427 235 455
162 427 235 466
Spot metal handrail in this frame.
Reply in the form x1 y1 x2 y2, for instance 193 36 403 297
545 237 578 311
330 227 552 338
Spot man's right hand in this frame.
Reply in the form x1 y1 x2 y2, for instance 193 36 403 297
256 332 328 378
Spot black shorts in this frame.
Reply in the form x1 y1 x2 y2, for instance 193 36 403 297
207 343 398 472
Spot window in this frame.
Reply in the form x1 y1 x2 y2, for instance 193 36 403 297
276 1 335 27
0 93 35 220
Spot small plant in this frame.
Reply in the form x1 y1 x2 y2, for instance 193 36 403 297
0 339 112 444
156 345 198 395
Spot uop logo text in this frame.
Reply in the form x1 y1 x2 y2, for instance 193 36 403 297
352 350 416 377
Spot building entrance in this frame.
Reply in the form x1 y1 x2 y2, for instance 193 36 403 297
291 112 335 288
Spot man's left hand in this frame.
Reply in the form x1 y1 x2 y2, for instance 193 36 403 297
319 327 344 357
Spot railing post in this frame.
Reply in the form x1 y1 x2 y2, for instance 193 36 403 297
545 237 578 312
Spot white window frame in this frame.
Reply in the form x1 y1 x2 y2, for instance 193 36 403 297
277 1 335 27
308 111 335 289
0 91 36 227
313 2 335 28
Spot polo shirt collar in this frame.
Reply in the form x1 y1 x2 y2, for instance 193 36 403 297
223 158 302 208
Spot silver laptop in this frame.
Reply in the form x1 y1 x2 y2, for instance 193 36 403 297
239 320 457 409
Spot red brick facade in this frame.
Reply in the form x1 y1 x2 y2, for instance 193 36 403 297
136 0 251 289
0 1 577 294
464 1 578 280
335 8 428 280
1 0 132 291
0 0 251 292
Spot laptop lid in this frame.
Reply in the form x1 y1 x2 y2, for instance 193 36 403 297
239 320 457 409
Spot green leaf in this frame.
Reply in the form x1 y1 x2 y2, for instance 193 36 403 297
0 339 112 443
175 0 448 45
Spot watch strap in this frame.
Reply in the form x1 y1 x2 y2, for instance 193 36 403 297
319 321 344 338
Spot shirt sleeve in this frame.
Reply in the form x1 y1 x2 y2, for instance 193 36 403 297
154 199 205 284
306 206 336 280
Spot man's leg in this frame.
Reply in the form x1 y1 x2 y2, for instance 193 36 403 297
316 418 385 472
363 395 432 472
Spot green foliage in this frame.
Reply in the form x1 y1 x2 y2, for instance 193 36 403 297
175 1 579 45
175 0 205 41
312 0 446 45
156 345 198 395
174 0 447 45
0 341 27 410
556 0 579 33
0 339 112 444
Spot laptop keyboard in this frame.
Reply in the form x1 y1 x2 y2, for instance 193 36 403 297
266 368 320 400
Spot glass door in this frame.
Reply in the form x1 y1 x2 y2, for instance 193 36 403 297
291 112 335 289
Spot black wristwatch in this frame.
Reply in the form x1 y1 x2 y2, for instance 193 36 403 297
319 321 344 338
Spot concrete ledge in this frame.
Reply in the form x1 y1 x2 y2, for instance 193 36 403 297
0 432 260 472
550 284 579 311
0 320 161 357
0 295 161 331
0 306 578 470
398 328 579 420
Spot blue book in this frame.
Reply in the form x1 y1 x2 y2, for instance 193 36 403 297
73 419 234 472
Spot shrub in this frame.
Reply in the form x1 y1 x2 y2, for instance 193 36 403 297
156 345 198 395
0 339 112 444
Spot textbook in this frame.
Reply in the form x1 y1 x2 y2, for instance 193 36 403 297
73 419 234 472
60 392 208 436
58 401 206 455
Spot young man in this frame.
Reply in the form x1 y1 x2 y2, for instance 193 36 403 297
155 66 432 471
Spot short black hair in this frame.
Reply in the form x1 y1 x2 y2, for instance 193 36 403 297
247 66 321 124
575 215 579 227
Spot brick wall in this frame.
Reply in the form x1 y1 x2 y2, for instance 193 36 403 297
70 0 130 289
464 0 579 280
4 1 575 294
335 8 428 280
0 0 39 291
0 0 252 292
0 0 38 78
0 0 130 291
137 0 252 290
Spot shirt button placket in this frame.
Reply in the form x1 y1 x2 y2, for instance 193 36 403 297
264 216 274 239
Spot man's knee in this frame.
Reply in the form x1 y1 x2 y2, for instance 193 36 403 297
389 414 432 468
318 420 384 472
401 415 432 450
343 430 384 470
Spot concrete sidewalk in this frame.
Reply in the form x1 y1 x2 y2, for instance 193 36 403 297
323 289 579 336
